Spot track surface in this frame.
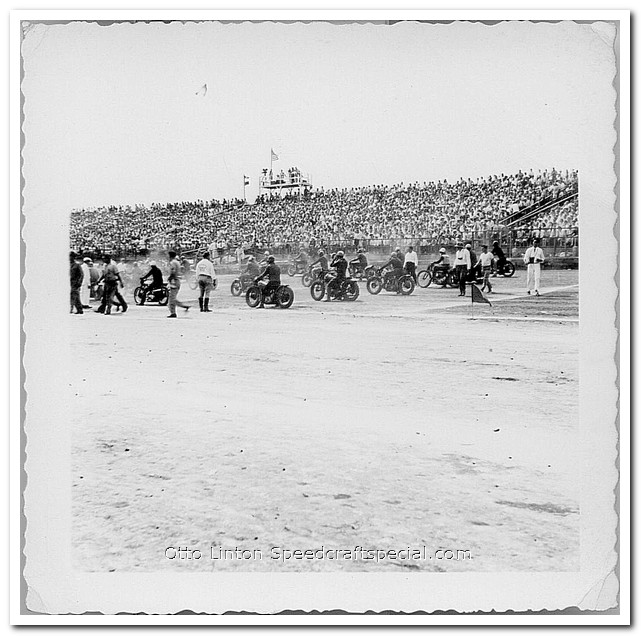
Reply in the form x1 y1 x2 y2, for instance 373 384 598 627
71 269 579 572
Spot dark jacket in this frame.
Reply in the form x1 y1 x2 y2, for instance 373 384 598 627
70 261 83 290
142 266 163 288
331 255 348 279
257 263 281 284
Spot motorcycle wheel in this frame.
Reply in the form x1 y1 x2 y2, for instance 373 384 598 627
367 277 383 295
446 271 458 288
230 280 242 296
276 286 294 309
287 265 296 277
417 270 432 288
503 261 516 277
133 286 144 305
344 280 360 301
158 290 169 306
399 276 416 295
301 272 312 287
310 281 325 302
245 285 262 308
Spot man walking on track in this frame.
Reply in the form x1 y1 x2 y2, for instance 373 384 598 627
195 251 216 312
476 245 494 293
404 245 418 283
167 250 191 318
97 255 128 315
523 238 545 296
454 242 471 296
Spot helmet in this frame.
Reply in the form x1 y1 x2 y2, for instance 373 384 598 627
267 256 275 263
150 260 156 266
465 243 472 249
439 248 446 254
336 250 344 257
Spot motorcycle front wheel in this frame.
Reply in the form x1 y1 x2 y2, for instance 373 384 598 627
503 261 516 277
344 280 360 301
230 280 242 296
417 270 432 288
276 286 294 309
287 265 296 277
367 277 383 295
245 285 262 308
310 281 325 302
133 286 145 305
301 272 312 287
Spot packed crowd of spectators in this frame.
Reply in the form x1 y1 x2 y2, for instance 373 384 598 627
70 168 578 258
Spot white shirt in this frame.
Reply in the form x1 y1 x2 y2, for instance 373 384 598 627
477 252 493 267
523 246 545 265
404 251 418 266
454 249 471 268
195 258 216 278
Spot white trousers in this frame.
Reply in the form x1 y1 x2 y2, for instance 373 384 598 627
80 277 90 305
526 263 541 291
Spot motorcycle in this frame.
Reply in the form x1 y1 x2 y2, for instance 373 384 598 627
287 259 308 277
417 263 457 288
366 267 416 295
301 266 327 288
347 261 373 280
133 279 169 306
492 258 516 277
245 283 295 309
230 272 255 296
310 273 360 302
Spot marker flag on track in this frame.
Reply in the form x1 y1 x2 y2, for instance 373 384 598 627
471 283 492 306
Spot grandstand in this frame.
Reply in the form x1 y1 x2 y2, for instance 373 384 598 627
69 168 578 263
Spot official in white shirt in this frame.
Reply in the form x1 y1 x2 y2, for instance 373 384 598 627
403 246 419 283
195 252 217 312
523 238 545 296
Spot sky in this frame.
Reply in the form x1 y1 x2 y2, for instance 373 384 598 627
21 19 616 208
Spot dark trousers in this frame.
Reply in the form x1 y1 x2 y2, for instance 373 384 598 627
456 266 468 295
404 262 417 283
104 281 128 314
70 288 83 313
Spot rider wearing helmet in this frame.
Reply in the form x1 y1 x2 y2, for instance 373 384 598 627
140 260 165 302
380 250 404 290
309 249 329 275
491 240 507 276
430 247 451 288
254 255 281 308
327 250 348 301
348 247 368 275
244 255 261 278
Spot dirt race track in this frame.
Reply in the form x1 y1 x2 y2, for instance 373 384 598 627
71 268 579 573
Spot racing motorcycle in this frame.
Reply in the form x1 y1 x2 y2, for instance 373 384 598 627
133 279 169 305
301 266 327 288
245 283 295 309
366 267 416 295
310 273 360 302
286 259 308 277
230 272 255 296
417 263 456 288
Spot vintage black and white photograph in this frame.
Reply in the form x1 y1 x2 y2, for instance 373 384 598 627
17 11 625 619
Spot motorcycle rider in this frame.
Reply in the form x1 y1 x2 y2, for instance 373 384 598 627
492 240 507 277
348 248 368 276
254 255 281 308
326 250 348 301
139 260 165 303
292 247 308 272
430 248 451 287
380 250 404 292
243 255 261 279
309 249 329 279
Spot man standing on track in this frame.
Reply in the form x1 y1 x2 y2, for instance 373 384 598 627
195 251 216 312
523 238 545 296
80 257 92 308
167 250 191 318
454 242 471 296
69 252 84 314
404 245 418 283
476 245 494 293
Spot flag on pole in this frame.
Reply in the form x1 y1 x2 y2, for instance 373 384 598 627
471 283 492 306
195 83 208 96
244 175 250 186
271 148 279 161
